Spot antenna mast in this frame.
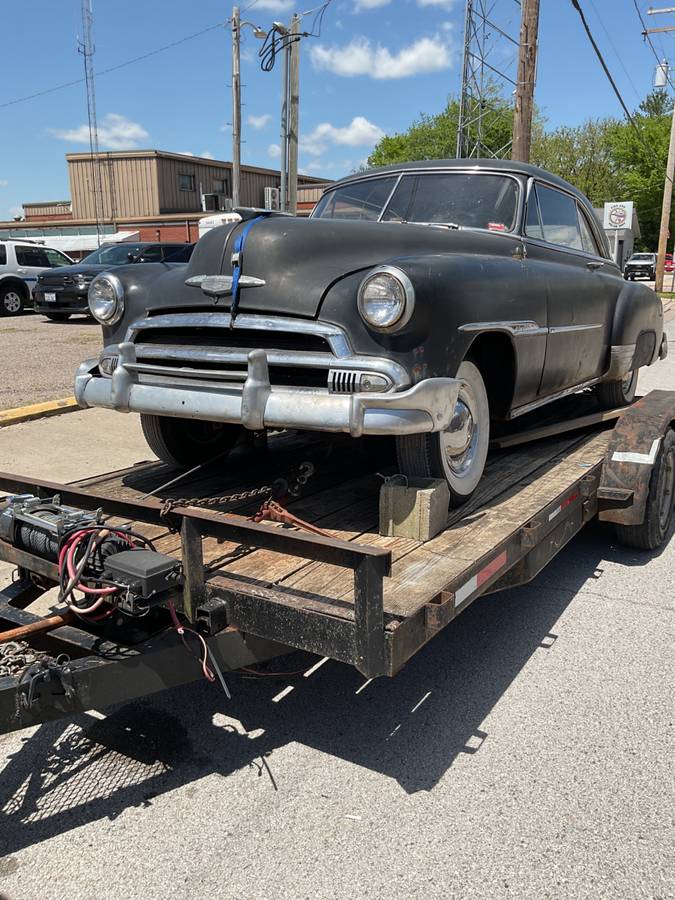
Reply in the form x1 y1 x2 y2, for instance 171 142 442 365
79 0 104 245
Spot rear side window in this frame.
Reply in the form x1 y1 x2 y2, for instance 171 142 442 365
163 245 192 262
524 193 544 240
15 246 50 267
577 206 601 256
536 185 583 251
0 246 6 265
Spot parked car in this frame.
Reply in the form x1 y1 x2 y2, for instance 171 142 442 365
0 239 73 316
623 252 656 281
665 253 674 273
75 159 666 506
33 242 194 321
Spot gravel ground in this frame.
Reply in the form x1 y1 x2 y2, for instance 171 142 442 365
0 312 101 410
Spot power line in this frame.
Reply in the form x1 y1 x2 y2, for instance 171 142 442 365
588 0 642 101
631 0 675 91
0 20 228 110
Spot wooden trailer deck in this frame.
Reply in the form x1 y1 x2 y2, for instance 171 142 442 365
69 415 615 674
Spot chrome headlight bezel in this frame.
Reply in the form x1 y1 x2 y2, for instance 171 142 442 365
88 272 125 325
357 265 415 333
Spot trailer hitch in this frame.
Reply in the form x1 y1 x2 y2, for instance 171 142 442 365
17 655 77 715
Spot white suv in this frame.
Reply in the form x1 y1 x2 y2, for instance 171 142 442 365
0 240 74 316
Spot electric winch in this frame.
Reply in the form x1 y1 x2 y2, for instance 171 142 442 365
0 494 183 618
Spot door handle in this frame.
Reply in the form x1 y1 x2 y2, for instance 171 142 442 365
586 260 604 270
16 268 26 274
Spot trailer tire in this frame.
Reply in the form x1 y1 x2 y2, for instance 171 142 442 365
141 414 242 468
615 428 675 550
596 369 638 409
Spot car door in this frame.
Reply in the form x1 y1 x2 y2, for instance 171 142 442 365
525 183 609 397
13 245 52 297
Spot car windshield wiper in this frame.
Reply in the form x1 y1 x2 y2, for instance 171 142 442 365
402 220 462 230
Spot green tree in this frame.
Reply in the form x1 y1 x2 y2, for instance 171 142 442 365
367 89 516 168
530 118 621 206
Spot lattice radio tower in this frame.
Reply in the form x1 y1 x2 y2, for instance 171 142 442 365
79 0 104 244
456 0 521 159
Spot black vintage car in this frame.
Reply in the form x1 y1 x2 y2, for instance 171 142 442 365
75 160 666 505
34 242 193 321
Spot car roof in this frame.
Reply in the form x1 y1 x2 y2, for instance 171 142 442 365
329 158 589 202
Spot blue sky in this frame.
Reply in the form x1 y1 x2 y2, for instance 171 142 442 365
0 0 670 218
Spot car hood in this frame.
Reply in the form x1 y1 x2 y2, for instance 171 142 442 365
39 264 110 280
181 216 512 317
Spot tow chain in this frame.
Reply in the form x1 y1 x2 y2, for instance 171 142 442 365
0 640 47 678
159 462 315 520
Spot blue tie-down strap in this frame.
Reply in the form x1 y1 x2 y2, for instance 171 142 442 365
230 214 269 323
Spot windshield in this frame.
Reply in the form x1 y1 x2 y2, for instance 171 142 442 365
630 254 654 261
81 243 146 265
313 172 519 232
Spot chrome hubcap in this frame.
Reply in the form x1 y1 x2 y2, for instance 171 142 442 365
658 448 674 532
3 292 21 313
622 370 636 395
442 393 480 478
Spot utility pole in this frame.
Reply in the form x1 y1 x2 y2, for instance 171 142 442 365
277 22 290 212
655 99 675 292
287 14 300 215
512 0 540 162
231 6 242 209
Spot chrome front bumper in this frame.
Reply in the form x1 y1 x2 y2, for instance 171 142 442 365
75 342 461 438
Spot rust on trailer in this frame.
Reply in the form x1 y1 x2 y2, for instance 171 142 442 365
599 390 675 525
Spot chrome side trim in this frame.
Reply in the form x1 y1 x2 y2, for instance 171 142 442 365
509 377 603 418
127 312 353 358
459 320 548 337
548 323 603 334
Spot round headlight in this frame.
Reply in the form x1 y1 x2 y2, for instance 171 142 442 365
357 266 414 332
88 273 124 325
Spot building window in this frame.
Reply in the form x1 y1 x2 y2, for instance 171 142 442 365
179 174 196 191
213 177 228 194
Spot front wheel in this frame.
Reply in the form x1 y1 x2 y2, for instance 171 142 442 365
596 369 638 409
396 360 490 507
141 414 243 468
0 285 25 316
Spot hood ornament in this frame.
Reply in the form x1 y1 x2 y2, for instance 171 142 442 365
185 274 265 297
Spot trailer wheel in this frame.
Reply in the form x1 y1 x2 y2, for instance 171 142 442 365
615 428 675 550
141 414 242 468
596 369 638 409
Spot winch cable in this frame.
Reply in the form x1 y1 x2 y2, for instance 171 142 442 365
229 213 270 326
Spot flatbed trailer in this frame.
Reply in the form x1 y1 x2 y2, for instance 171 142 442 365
0 390 673 736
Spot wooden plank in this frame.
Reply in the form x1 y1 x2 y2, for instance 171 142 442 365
490 407 625 450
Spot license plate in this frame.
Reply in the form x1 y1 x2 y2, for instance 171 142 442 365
44 292 57 303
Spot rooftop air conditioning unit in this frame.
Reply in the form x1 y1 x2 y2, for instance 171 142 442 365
265 186 281 211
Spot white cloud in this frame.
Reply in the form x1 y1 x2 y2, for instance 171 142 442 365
178 151 194 156
302 116 384 156
248 113 272 130
0 180 7 188
251 0 292 9
311 35 452 79
418 0 456 7
49 113 149 150
267 143 281 158
201 150 215 159
354 0 390 9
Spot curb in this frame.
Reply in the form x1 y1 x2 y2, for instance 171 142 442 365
0 396 80 428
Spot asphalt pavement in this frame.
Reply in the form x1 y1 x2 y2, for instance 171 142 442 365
0 325 672 900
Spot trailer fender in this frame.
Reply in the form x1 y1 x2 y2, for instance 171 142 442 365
598 390 675 526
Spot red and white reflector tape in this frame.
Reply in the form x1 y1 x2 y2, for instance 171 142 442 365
548 491 579 522
453 550 508 609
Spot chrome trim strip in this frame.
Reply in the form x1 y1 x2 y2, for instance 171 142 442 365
548 323 603 334
127 312 353 358
458 320 548 337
